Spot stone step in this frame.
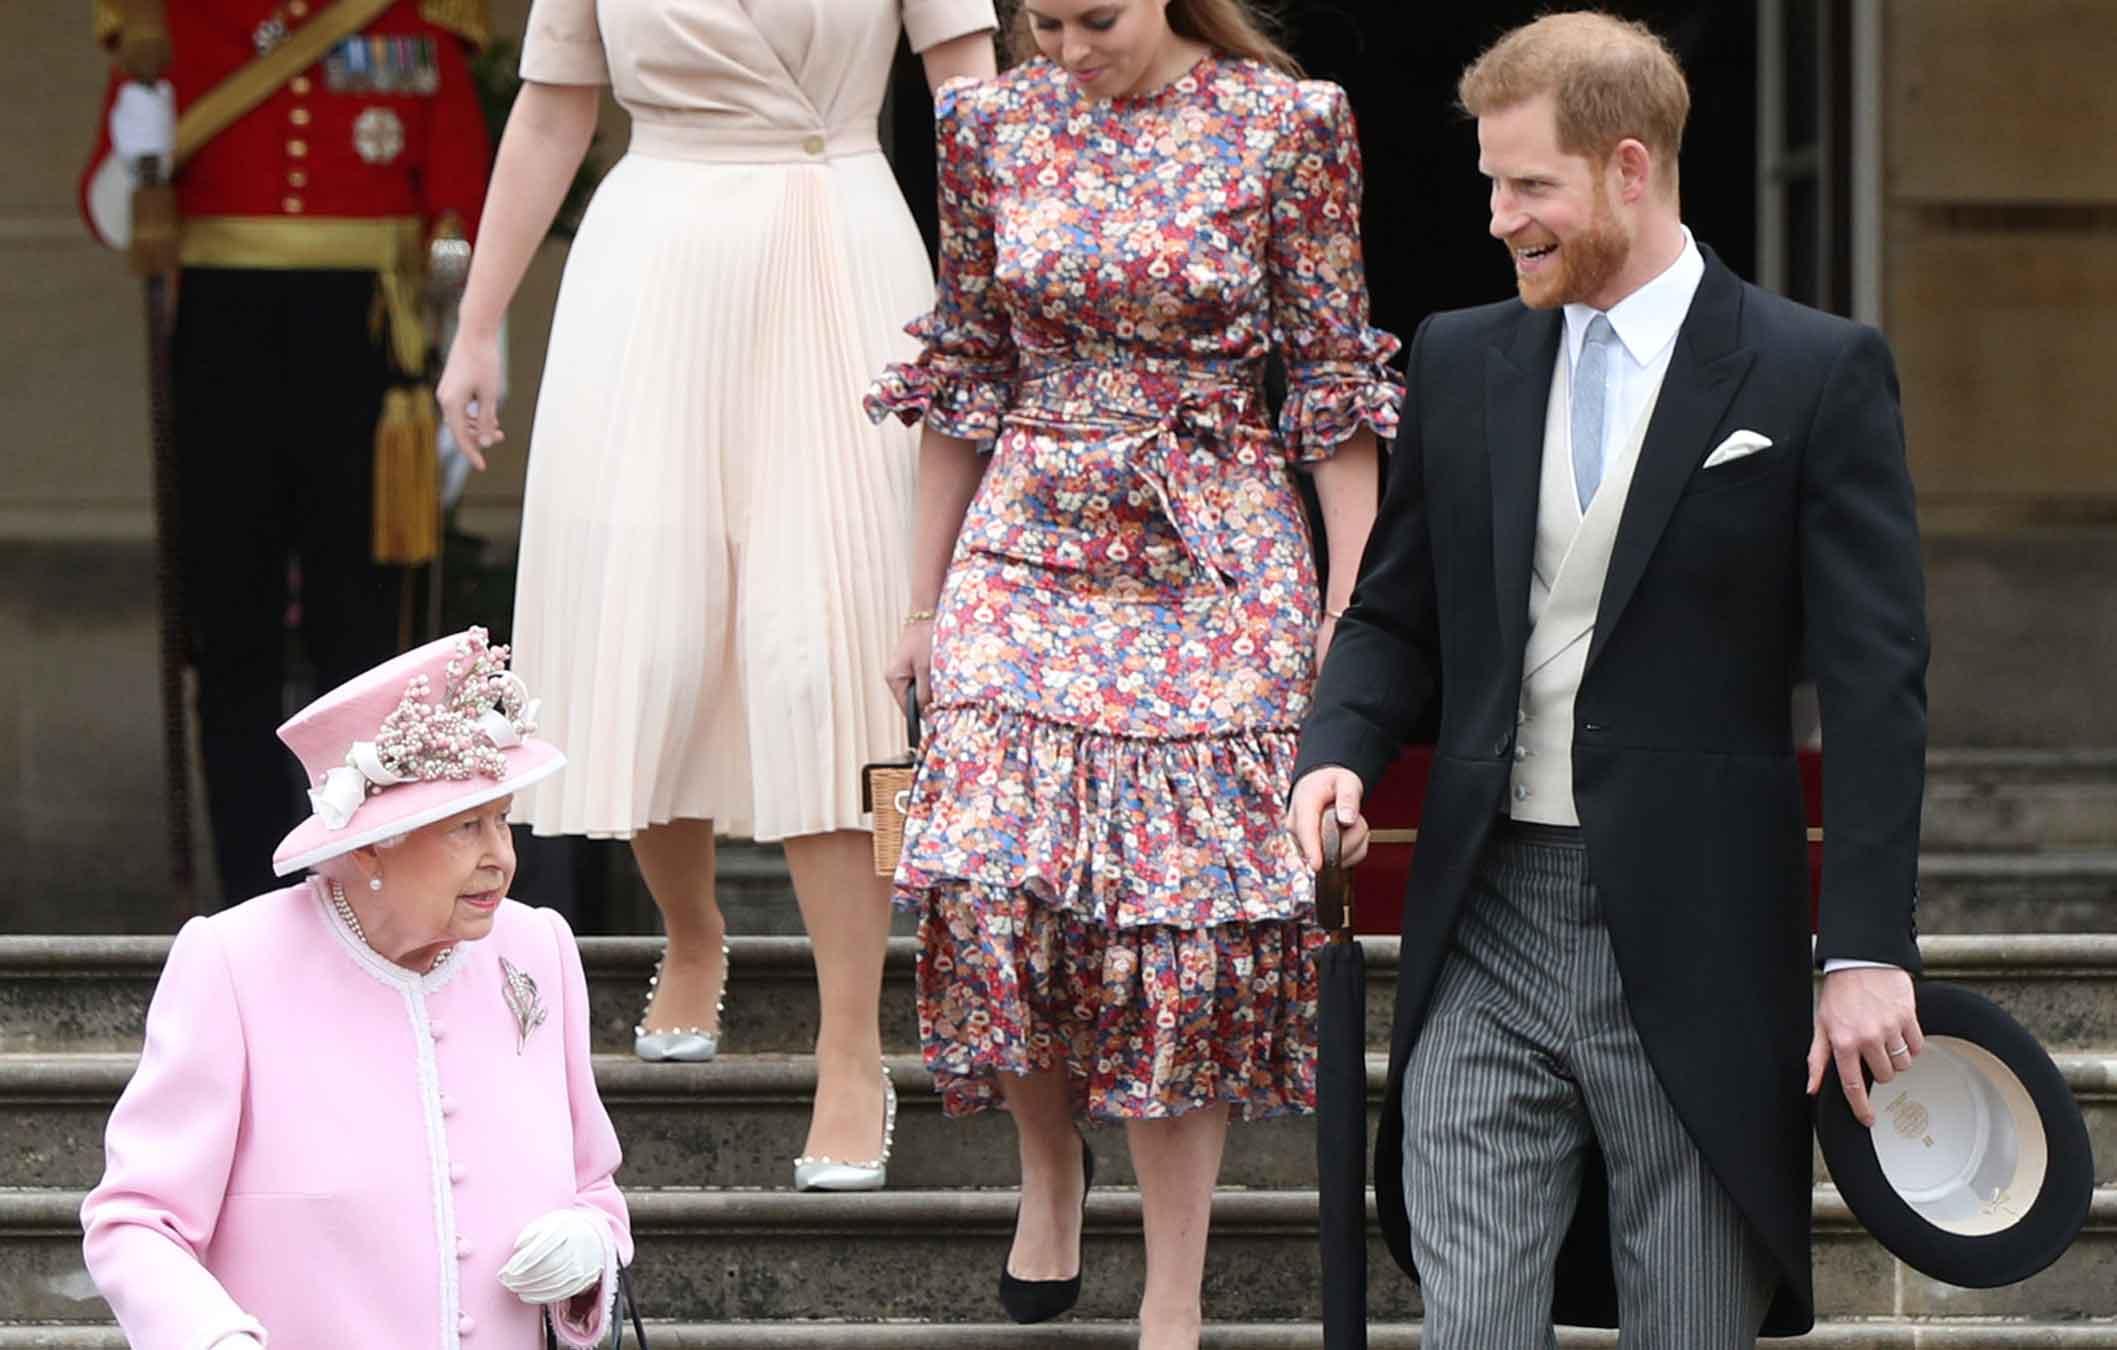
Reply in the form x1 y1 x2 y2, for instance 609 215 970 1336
705 757 2117 927
1922 750 2117 852
1915 852 2117 933
4 1187 2113 1324
710 847 2117 935
716 768 2117 929
566 836 2117 936
665 843 919 940
7 1324 2117 1348
9 1051 2114 1194
7 934 2117 1056
0 1051 1325 1193
727 845 2117 934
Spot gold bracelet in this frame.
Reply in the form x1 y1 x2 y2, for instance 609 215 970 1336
904 608 937 625
1324 607 1347 621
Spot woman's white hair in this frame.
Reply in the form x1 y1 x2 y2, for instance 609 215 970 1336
309 833 408 886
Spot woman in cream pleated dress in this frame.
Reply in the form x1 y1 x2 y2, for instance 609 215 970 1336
437 0 995 1188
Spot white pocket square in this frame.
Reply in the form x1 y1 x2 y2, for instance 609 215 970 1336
1702 430 1774 469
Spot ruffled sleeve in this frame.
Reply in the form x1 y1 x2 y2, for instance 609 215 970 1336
864 76 1018 442
1267 81 1402 463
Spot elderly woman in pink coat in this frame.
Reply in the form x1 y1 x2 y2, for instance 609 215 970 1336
81 627 634 1349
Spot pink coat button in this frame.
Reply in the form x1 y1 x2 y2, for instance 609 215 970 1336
429 1020 446 1040
456 1238 471 1259
449 1163 466 1183
458 1314 475 1335
439 1094 457 1116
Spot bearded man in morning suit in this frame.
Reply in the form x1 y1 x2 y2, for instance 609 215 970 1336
1289 13 1930 1344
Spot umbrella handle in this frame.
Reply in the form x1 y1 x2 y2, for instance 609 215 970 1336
1317 813 1355 942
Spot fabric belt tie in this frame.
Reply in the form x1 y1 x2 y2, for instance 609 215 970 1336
1132 384 1259 591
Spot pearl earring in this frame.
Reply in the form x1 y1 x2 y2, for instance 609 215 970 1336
369 875 383 892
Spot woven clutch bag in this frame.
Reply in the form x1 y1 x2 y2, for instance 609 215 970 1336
860 687 922 878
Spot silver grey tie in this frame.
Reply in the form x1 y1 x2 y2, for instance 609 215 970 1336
1572 314 1616 512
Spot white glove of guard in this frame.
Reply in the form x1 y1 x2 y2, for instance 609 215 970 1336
110 80 177 169
497 1208 609 1305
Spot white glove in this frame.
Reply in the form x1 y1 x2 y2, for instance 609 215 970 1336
110 79 177 170
498 1208 609 1305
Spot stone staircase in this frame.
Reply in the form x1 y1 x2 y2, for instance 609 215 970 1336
1915 751 2117 934
1 755 2113 1344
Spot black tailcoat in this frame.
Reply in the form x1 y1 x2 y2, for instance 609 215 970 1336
1294 248 1928 1333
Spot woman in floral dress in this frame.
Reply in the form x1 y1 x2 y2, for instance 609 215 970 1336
865 0 1398 1341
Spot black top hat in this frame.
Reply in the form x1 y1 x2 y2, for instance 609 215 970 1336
1815 980 2093 1288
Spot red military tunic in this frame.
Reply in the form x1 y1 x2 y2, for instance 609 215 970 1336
76 2 499 900
79 0 491 250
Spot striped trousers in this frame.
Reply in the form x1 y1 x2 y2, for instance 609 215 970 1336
1400 828 1775 1347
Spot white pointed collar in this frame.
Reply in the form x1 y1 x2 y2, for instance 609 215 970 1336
1563 226 1705 370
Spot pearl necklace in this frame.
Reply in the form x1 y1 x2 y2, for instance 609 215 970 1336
327 879 451 972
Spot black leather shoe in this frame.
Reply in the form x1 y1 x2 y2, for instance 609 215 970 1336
998 1133 1096 1324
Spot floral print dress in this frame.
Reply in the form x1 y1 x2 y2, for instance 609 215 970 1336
865 54 1400 1122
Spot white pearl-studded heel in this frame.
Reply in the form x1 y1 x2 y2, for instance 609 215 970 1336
793 1067 897 1192
633 942 730 1063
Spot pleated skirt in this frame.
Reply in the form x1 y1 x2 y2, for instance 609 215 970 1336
512 144 929 840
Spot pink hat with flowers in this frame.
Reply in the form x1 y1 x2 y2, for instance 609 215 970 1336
271 627 564 876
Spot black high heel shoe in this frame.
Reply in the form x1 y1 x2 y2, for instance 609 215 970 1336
998 1132 1096 1324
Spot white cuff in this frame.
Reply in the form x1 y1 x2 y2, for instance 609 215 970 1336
547 1216 620 1349
1822 958 1899 974
205 1316 269 1349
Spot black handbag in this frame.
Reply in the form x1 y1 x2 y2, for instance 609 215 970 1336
544 1265 648 1349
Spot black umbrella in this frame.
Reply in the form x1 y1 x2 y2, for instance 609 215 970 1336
1315 814 1368 1349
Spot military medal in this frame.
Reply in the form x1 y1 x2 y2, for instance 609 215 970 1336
411 38 440 95
327 35 371 93
370 36 397 94
253 12 290 54
353 107 406 165
328 35 440 96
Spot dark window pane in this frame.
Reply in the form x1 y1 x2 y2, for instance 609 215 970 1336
1786 176 1820 306
1784 0 1820 148
1826 0 1854 315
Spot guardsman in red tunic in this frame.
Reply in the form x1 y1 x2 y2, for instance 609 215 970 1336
80 0 494 901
